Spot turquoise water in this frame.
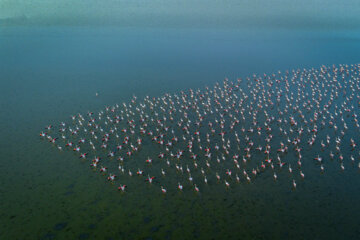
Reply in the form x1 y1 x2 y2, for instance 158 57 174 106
1 26 360 239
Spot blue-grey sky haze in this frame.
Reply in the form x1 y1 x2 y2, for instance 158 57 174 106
0 0 359 29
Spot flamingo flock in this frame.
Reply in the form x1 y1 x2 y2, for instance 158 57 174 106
40 64 360 194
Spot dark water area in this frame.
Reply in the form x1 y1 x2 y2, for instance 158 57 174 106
1 26 360 239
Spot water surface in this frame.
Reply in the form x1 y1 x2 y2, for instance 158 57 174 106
1 26 360 239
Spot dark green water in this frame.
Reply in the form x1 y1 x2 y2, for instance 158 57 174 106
1 26 360 239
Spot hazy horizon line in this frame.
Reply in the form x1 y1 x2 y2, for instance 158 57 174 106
1 14 360 31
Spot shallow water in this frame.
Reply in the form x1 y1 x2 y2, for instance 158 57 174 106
1 26 360 239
